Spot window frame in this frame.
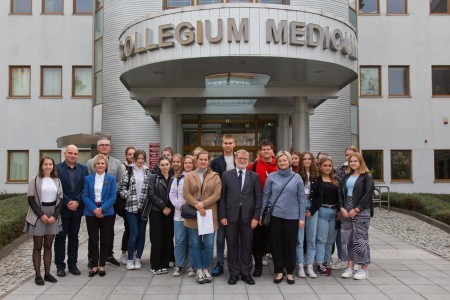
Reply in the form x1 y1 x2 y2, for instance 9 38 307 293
9 65 31 98
362 150 384 182
42 0 64 15
40 66 63 98
390 149 413 182
10 0 32 15
359 65 382 97
358 0 380 15
73 0 94 15
430 0 450 14
386 0 408 15
432 65 450 97
72 66 93 98
39 150 62 163
388 65 410 97
434 149 450 182
7 150 29 183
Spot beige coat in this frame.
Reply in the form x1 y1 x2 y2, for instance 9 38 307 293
182 169 221 230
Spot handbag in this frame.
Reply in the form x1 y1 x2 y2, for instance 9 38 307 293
261 173 296 227
180 204 197 219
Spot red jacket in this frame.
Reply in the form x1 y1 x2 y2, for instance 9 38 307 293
247 155 278 189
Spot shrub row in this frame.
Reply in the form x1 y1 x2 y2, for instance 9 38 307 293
0 195 28 249
0 193 25 201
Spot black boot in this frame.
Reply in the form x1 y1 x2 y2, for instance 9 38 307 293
253 255 263 277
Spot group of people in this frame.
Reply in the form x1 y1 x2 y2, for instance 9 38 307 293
24 135 374 287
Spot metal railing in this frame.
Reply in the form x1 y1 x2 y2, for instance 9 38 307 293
373 185 390 211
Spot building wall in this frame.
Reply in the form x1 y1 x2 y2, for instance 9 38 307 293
358 0 450 192
0 1 93 193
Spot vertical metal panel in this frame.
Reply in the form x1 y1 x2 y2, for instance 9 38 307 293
290 0 348 20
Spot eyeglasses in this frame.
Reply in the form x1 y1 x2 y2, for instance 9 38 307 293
236 157 249 161
99 144 111 147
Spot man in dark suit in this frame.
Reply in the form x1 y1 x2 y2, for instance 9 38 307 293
219 149 262 285
54 145 89 277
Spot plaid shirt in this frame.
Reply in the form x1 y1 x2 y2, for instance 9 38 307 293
118 165 151 213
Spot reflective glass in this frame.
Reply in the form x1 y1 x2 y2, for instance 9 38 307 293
75 0 94 14
434 150 450 180
387 0 407 14
391 150 412 180
359 0 379 14
95 8 104 40
389 67 409 96
432 67 450 95
12 0 32 13
360 67 380 96
430 0 448 13
43 0 63 14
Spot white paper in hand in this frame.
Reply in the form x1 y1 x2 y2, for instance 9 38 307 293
197 209 214 235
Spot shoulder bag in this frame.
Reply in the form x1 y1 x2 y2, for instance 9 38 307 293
181 177 203 219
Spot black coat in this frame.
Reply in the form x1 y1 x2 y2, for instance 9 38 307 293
147 173 174 213
338 172 375 217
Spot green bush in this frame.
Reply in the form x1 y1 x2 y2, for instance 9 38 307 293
0 193 24 201
0 195 29 249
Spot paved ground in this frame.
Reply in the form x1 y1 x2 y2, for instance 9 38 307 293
1 208 450 300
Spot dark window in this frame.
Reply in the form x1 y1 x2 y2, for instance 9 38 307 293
435 150 450 180
432 66 450 96
387 0 407 14
389 66 410 96
362 150 383 181
391 150 412 181
359 0 379 14
430 0 449 14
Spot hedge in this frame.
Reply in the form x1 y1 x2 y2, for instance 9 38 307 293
0 193 24 201
0 194 28 249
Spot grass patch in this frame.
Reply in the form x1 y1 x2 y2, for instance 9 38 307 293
0 193 25 201
0 194 28 249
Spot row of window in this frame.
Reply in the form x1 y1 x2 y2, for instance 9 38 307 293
10 0 94 15
360 65 450 97
359 0 450 15
363 149 450 182
7 66 92 98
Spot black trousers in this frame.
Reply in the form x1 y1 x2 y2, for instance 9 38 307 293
252 224 270 258
86 215 115 268
121 215 130 252
149 210 174 270
54 215 82 269
226 209 254 277
270 215 299 275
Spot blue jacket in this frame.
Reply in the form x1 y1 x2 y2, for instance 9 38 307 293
82 173 117 217
56 161 89 218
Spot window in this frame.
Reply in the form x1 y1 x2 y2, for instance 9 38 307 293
11 0 32 14
40 150 61 163
9 66 31 98
41 66 62 97
42 0 63 14
349 0 357 27
165 0 192 9
389 66 410 96
73 66 93 97
95 7 103 39
360 66 381 96
74 0 93 14
391 150 412 181
435 150 450 181
362 150 383 181
95 71 103 105
7 150 29 182
359 0 379 14
95 0 103 10
78 150 92 165
432 66 450 96
387 0 407 14
430 0 450 14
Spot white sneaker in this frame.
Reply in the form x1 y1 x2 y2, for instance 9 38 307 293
353 269 369 280
297 264 306 278
187 266 195 277
203 269 212 283
169 261 175 268
160 268 169 274
134 258 142 270
341 268 355 279
120 253 128 265
354 264 361 271
173 266 183 277
126 260 135 270
306 265 317 278
331 259 348 270
262 256 268 266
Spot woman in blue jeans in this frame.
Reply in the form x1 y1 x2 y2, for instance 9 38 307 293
169 155 197 277
118 150 150 270
313 156 339 276
296 151 319 278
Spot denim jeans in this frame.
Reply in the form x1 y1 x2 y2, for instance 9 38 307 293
215 222 226 266
188 228 215 270
296 199 318 265
126 211 147 260
315 207 338 264
174 221 193 267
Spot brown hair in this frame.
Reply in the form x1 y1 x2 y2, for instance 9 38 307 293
347 152 370 174
222 134 235 142
39 156 58 178
318 156 338 187
161 146 174 156
175 155 198 178
133 149 147 162
172 154 183 164
195 150 209 160
125 146 136 156
345 146 359 153
259 139 274 150
299 151 319 181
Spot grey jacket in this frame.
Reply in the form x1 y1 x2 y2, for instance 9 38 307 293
87 155 122 184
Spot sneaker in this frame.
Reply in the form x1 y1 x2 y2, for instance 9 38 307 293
106 256 120 266
266 253 273 259
134 258 142 270
187 266 195 277
160 268 169 274
297 264 306 278
126 260 135 270
354 264 361 271
353 269 369 280
151 268 163 275
211 263 224 277
331 259 347 270
262 256 268 266
196 270 205 284
341 268 355 279
203 269 212 283
173 266 183 277
306 265 317 278
317 263 332 276
120 254 128 265
169 261 175 268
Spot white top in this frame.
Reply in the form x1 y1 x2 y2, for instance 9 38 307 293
225 155 234 171
41 177 57 203
236 168 246 191
134 167 144 200
94 173 105 203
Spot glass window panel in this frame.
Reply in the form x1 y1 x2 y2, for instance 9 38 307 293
430 0 448 13
74 0 94 14
434 150 450 180
40 150 61 163
432 66 450 95
349 0 357 10
10 66 31 97
349 8 357 27
95 38 103 72
43 0 63 14
387 0 407 14
95 8 103 40
12 0 32 14
391 150 412 180
95 71 103 105
42 67 62 97
198 0 222 3
389 66 409 96
78 150 92 165
350 80 358 105
351 134 359 150
73 67 93 97
166 0 192 8
359 0 379 14
227 0 252 2
95 0 103 10
259 0 283 4
362 150 383 181
351 105 358 135
8 151 29 182
360 67 381 96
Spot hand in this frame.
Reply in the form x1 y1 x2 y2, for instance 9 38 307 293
163 207 172 216
221 218 228 226
40 215 50 224
48 216 56 224
94 207 103 218
348 209 358 218
340 208 349 219
67 200 79 211
336 211 341 221
251 219 259 229
194 202 204 210
298 220 305 228
199 208 206 217
305 210 311 218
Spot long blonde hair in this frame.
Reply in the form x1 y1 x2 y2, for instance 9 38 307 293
346 152 369 174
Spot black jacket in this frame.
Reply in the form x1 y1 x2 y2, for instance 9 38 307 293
338 172 375 217
147 172 174 213
309 176 339 216
210 153 235 178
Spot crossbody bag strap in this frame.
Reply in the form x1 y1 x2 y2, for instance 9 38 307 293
267 173 296 210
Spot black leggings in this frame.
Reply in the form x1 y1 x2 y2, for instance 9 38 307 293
33 235 55 277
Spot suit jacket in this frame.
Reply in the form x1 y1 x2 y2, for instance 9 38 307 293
87 155 122 184
82 173 117 217
56 161 89 218
218 169 262 224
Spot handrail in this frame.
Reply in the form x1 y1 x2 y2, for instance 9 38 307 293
373 185 390 211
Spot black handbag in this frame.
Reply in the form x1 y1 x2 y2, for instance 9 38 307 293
180 204 197 219
261 173 296 227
